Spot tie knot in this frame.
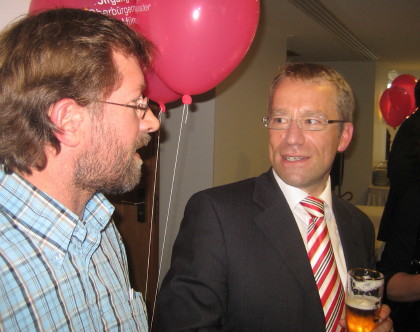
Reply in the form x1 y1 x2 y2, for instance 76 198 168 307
300 196 325 218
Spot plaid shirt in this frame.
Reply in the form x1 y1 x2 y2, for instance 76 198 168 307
0 168 148 331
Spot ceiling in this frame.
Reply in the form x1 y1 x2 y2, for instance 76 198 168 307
266 0 420 70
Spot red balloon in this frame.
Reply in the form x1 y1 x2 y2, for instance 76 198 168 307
135 0 260 96
29 0 138 25
391 74 417 114
380 89 407 128
388 85 412 118
144 70 181 105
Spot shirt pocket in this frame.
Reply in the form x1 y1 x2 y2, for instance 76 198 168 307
128 289 149 331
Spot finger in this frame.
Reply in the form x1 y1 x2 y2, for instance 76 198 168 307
379 304 391 320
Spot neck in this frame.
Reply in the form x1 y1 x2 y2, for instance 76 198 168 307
20 155 93 219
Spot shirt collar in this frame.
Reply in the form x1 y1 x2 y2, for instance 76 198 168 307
0 167 114 266
272 168 333 217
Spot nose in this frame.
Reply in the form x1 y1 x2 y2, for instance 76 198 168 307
284 119 305 145
141 108 160 133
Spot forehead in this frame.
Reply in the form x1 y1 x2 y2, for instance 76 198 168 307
111 51 145 95
113 51 143 77
271 78 338 116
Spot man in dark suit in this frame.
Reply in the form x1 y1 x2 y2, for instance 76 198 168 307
156 63 393 332
377 80 420 331
378 80 420 242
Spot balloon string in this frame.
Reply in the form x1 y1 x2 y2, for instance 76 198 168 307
150 103 189 329
144 110 162 301
184 105 189 123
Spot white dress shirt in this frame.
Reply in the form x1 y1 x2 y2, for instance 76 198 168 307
272 169 348 287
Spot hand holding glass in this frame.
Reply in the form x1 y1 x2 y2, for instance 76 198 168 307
345 268 384 332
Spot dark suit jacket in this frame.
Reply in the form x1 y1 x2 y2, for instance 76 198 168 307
378 109 420 241
156 170 376 332
377 184 420 332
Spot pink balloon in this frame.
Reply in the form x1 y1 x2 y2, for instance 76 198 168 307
380 89 407 128
135 0 260 96
391 74 417 114
29 0 138 25
388 85 412 118
144 70 181 105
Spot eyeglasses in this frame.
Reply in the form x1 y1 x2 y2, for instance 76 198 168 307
262 114 347 131
95 95 150 119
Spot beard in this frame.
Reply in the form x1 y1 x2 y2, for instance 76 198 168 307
73 122 151 195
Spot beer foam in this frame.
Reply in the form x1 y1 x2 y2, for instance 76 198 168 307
346 295 379 310
351 279 383 292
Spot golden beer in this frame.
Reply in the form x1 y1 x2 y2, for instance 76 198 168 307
345 295 380 332
346 268 384 332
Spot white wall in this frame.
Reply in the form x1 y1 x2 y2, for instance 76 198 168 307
214 0 290 186
0 1 30 30
158 95 215 283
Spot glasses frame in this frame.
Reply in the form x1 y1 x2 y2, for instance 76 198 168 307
262 115 347 131
95 96 150 119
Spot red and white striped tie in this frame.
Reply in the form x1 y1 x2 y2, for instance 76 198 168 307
300 196 345 332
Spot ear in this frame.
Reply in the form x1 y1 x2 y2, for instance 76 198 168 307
49 98 84 147
337 122 353 152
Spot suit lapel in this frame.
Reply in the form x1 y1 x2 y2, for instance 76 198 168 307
252 171 321 304
332 197 363 270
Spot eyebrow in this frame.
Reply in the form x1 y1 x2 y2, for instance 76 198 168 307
299 110 326 117
271 109 326 117
270 108 288 115
133 83 146 95
129 85 146 101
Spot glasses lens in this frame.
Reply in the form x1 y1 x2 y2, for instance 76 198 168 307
268 116 290 130
146 101 162 118
265 115 327 131
300 116 326 131
137 96 147 109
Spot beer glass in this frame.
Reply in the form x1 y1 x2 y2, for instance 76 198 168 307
345 268 384 332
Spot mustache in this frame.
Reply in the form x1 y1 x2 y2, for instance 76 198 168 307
136 133 151 150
